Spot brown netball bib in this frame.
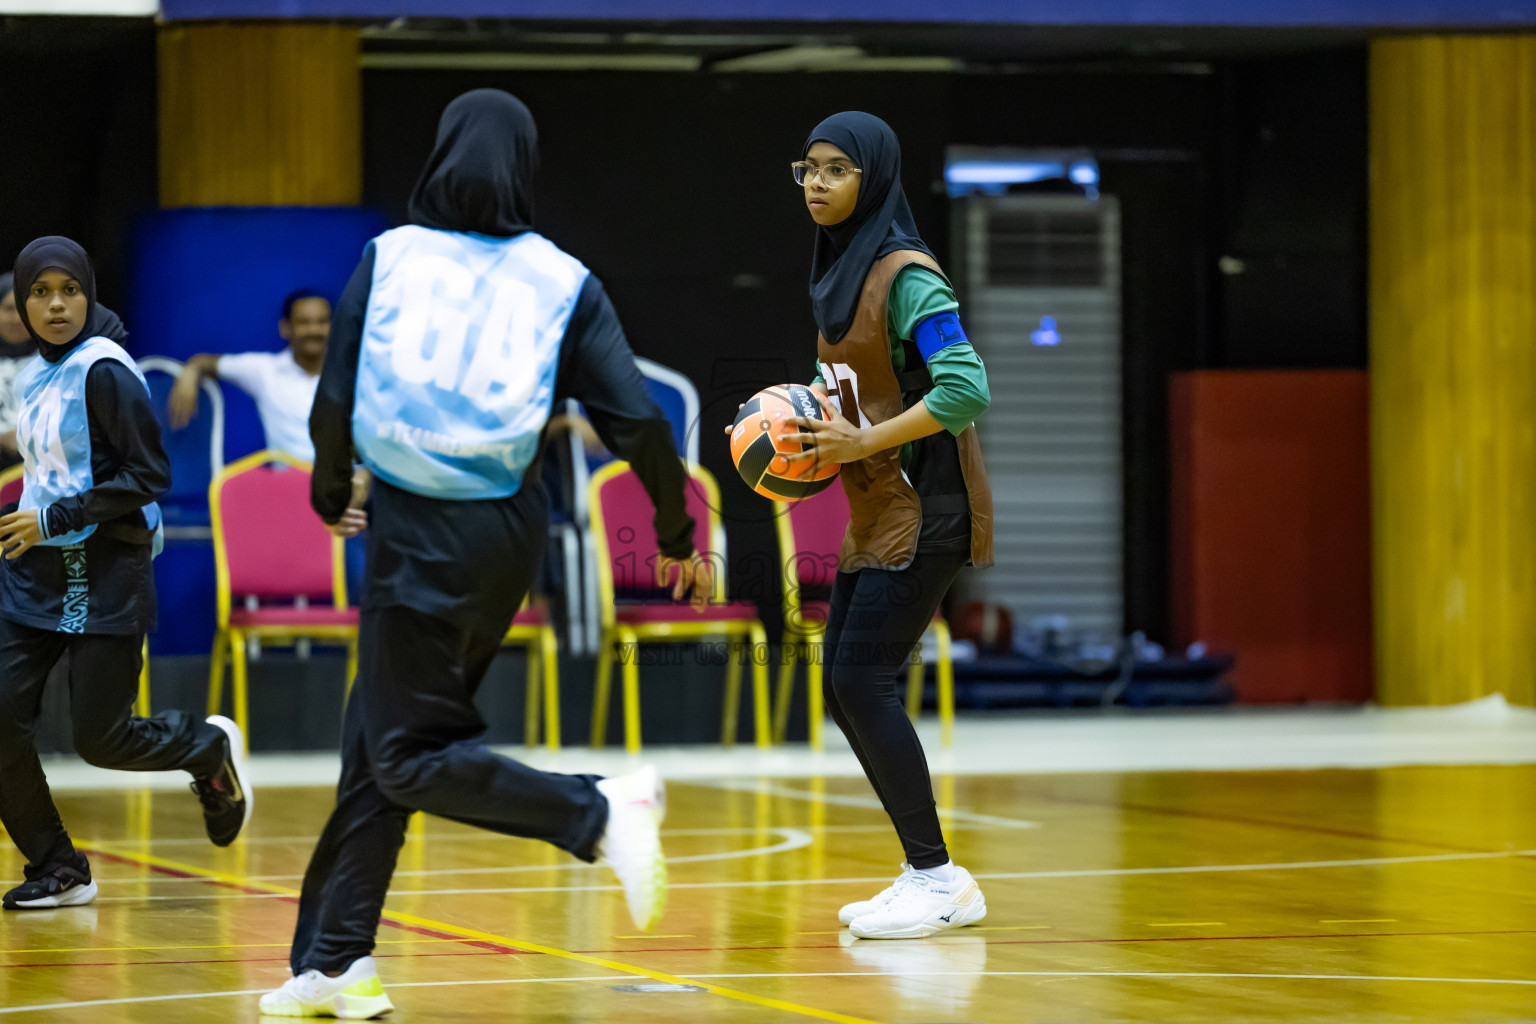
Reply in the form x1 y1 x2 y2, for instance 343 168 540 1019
816 250 994 571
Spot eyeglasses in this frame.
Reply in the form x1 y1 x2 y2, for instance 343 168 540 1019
791 161 862 189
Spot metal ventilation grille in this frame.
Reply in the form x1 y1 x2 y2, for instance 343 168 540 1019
984 209 1106 288
962 195 1123 638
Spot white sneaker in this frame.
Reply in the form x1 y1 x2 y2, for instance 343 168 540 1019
257 955 394 1019
838 864 915 925
596 765 667 932
848 865 987 939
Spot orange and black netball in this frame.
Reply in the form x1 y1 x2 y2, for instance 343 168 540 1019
730 384 841 501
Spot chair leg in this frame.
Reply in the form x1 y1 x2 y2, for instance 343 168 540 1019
721 635 743 747
749 623 770 750
906 644 924 720
541 626 561 753
620 629 641 755
136 638 151 717
934 619 954 749
590 630 615 748
808 648 825 752
207 628 228 717
524 639 542 749
230 628 250 754
344 637 359 698
773 639 798 745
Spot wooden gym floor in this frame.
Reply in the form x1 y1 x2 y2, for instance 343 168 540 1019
1 765 1534 1023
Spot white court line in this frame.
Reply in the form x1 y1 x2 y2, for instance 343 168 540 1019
89 824 895 850
688 971 1536 986
255 829 815 881
94 828 816 883
5 967 1533 1015
704 779 1039 829
0 976 630 1016
88 848 1536 902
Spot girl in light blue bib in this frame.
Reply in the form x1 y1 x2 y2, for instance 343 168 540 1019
0 237 252 913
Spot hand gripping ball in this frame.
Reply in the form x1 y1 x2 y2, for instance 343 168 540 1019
729 384 841 501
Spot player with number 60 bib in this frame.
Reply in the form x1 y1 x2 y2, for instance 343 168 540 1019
774 112 996 940
260 90 707 1019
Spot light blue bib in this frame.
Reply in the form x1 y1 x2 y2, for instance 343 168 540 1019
16 336 163 554
354 226 589 500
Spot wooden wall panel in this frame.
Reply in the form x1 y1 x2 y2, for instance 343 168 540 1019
1371 36 1536 707
159 23 360 207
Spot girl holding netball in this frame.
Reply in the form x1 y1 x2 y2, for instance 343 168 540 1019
782 112 994 939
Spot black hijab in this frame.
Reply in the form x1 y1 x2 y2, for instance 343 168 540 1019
12 236 127 362
408 89 538 237
803 111 934 344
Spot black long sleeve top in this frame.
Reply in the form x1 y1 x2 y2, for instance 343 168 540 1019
0 360 170 634
309 243 696 624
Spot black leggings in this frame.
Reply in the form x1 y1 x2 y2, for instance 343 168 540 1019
0 616 224 877
822 550 966 870
290 602 607 975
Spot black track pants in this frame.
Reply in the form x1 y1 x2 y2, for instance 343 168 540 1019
0 616 224 878
822 550 966 870
289 602 608 975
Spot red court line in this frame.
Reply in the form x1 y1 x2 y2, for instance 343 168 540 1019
83 849 531 957
981 928 1536 948
10 927 1533 970
1024 790 1497 855
567 927 1536 956
0 951 511 970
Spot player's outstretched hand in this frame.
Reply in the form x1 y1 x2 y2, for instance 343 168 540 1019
0 509 42 560
657 552 714 611
324 508 369 539
722 402 744 436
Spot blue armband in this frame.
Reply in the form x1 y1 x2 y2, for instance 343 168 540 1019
913 312 969 362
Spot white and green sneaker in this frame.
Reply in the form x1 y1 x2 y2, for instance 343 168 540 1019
596 765 667 931
258 955 394 1019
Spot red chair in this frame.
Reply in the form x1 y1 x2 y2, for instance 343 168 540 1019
207 450 358 749
588 461 769 752
1 463 152 715
0 464 23 507
773 484 956 750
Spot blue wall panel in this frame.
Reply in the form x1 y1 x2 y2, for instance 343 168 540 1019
162 0 1536 27
129 206 386 656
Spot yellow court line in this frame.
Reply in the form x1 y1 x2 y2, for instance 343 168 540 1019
613 934 695 939
2 939 466 955
1147 922 1225 927
76 842 882 1024
1320 919 1398 924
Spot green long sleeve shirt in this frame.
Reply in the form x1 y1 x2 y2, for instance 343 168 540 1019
812 265 991 466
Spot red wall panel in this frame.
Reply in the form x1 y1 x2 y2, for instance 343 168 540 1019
1170 371 1373 703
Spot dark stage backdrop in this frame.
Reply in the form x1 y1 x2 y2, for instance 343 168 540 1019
0 20 1367 648
0 18 158 322
363 52 1367 642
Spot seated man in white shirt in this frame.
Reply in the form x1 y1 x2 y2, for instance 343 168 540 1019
168 289 330 461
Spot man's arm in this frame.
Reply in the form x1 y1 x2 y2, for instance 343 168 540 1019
310 243 374 523
167 353 222 430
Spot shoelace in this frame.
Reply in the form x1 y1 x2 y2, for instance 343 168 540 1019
189 773 228 811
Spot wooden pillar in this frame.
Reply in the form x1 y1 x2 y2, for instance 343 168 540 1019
1371 36 1536 707
158 22 360 207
